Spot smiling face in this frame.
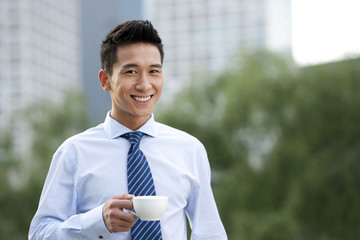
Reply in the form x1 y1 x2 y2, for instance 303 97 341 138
99 42 163 130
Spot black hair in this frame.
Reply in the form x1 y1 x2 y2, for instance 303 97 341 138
100 20 164 76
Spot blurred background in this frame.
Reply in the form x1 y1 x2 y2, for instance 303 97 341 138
0 0 359 239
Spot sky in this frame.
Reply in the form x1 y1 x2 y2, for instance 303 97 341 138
292 0 360 65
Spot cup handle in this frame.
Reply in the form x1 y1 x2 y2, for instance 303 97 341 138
124 208 138 217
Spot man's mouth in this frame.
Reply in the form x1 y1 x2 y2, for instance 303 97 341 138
132 95 152 102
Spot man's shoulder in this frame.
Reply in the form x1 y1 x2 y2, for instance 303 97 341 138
59 123 106 149
154 122 201 144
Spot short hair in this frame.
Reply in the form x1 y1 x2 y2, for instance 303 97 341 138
100 20 164 76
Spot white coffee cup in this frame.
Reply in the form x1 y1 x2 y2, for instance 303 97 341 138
132 196 168 221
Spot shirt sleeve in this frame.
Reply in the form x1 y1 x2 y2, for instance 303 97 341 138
28 143 112 240
185 142 228 240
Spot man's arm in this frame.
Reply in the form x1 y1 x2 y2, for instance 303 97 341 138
28 146 136 240
185 143 227 240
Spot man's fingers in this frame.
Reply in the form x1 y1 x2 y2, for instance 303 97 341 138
108 199 134 211
107 208 137 223
111 217 136 233
103 196 138 233
104 208 138 233
121 211 138 222
112 193 135 200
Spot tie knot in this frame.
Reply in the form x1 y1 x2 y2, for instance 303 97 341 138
122 131 144 145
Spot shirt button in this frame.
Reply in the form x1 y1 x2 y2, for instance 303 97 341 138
98 235 103 239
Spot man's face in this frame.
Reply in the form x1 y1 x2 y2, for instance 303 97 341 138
101 42 163 129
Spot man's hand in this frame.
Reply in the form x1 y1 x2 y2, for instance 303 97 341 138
103 193 138 233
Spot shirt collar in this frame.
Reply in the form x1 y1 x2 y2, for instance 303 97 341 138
104 111 158 139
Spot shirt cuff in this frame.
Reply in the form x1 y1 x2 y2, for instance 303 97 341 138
80 204 111 240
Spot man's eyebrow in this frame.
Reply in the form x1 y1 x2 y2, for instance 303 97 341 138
150 64 162 68
121 63 162 68
122 63 139 68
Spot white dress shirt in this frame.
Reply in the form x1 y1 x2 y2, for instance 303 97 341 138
29 112 227 240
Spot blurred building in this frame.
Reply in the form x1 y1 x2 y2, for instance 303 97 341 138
81 0 143 124
143 0 292 96
0 0 293 139
0 0 82 151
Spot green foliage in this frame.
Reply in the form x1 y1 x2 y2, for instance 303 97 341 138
24 91 91 182
0 90 91 239
0 128 24 239
158 50 360 240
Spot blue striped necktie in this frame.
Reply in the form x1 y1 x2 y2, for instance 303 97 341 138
121 131 162 240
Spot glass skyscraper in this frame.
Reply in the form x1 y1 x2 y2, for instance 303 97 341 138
0 0 82 151
144 0 292 96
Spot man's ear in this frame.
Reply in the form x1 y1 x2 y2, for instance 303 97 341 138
99 69 111 91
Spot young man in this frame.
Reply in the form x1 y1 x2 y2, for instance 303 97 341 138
29 20 227 240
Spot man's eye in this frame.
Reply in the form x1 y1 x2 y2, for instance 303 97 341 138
126 70 136 74
150 69 160 74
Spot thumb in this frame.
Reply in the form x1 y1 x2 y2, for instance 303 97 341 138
112 193 135 200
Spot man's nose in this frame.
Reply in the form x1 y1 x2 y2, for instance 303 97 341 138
135 73 152 91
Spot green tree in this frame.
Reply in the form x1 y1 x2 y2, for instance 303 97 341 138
158 50 360 240
0 90 91 239
0 127 23 239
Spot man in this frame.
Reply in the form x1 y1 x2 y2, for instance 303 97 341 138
29 20 227 240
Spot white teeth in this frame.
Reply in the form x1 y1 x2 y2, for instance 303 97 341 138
133 96 151 102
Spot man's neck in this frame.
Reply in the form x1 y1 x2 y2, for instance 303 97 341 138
110 112 151 131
